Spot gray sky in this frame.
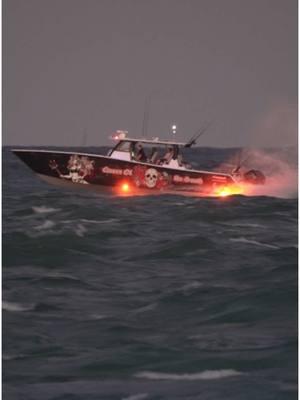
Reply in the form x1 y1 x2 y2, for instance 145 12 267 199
3 0 298 147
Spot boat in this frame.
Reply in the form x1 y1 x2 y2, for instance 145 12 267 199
12 131 266 197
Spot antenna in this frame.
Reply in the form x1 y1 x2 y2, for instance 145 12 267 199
142 95 151 138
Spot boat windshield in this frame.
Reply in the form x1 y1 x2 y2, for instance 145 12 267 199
115 141 131 152
110 140 190 169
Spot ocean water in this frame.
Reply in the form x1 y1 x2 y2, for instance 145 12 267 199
3 146 298 400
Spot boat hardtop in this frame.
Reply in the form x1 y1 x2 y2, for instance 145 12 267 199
108 131 195 170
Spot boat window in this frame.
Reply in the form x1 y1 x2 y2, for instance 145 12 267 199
115 141 131 152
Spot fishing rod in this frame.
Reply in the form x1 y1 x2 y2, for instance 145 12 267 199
185 120 213 148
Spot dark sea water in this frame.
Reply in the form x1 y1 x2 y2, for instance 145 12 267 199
3 146 298 400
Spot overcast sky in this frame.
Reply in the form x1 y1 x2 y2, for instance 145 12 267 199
3 0 298 147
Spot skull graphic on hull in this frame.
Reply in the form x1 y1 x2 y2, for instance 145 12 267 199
145 168 158 188
133 166 170 190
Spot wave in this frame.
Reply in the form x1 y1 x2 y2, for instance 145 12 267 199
74 223 87 237
122 394 149 400
181 281 204 292
134 369 242 381
35 272 82 283
3 353 24 361
133 302 158 314
32 206 60 214
2 301 35 312
226 222 266 229
45 272 80 280
230 237 279 249
28 220 89 238
34 220 56 230
87 314 107 320
79 218 120 224
3 300 64 313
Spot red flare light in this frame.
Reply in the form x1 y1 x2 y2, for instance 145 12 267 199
121 182 130 192
116 181 133 195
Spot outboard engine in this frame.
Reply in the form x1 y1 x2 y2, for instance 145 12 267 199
243 169 266 185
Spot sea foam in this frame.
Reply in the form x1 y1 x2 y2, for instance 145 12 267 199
134 369 242 381
230 237 279 249
122 394 149 400
3 301 34 312
34 220 56 230
32 206 60 214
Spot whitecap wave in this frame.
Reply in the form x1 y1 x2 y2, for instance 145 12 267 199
79 218 119 224
43 272 81 281
74 223 87 237
134 369 242 381
3 353 17 360
88 314 107 320
122 393 149 400
3 301 34 312
230 237 279 249
133 302 158 314
35 220 56 230
3 353 25 360
181 281 203 292
32 206 60 214
227 222 266 229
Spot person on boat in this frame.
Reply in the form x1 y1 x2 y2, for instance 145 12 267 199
161 146 174 164
149 147 159 164
177 153 184 167
177 153 191 169
134 143 147 162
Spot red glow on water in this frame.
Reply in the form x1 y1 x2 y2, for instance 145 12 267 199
213 184 244 197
